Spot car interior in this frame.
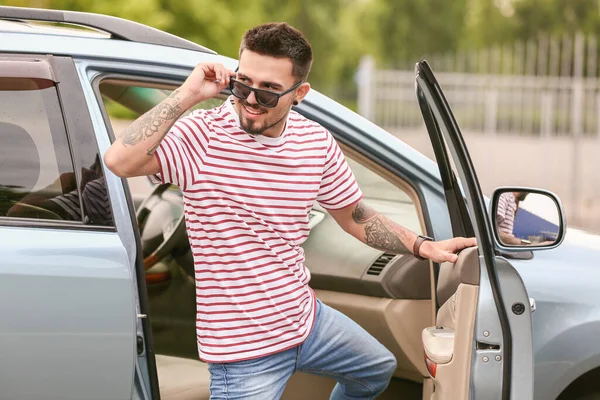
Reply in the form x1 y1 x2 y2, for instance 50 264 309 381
96 79 482 400
0 76 78 221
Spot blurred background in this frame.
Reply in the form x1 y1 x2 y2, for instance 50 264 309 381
2 0 598 233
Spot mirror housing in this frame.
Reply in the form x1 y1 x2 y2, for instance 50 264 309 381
490 187 566 251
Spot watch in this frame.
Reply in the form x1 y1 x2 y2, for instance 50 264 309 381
413 235 434 261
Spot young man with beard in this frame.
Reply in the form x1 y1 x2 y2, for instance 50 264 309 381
496 191 530 245
105 22 476 400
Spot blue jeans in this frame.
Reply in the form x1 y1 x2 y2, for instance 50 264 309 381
207 300 397 399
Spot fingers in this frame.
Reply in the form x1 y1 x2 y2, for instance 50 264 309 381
451 236 477 250
197 63 233 87
213 65 235 90
432 251 458 264
463 237 477 247
427 237 477 264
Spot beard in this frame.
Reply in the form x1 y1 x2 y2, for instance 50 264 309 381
239 101 289 137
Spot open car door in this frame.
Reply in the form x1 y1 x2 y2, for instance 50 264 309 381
415 60 534 399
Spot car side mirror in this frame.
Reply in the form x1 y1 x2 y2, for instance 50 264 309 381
490 187 566 251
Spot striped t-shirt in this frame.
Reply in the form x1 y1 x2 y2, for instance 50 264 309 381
151 97 363 363
496 192 517 234
48 178 112 225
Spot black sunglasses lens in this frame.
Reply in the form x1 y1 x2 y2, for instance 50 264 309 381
231 81 250 99
230 80 279 108
256 92 278 107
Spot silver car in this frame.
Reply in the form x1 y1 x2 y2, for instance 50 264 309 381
0 6 597 400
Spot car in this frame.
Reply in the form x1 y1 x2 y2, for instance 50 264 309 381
0 5 598 400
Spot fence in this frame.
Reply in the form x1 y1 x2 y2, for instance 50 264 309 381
357 33 600 138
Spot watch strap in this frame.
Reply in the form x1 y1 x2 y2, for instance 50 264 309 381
413 235 433 261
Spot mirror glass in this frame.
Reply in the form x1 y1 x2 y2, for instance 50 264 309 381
493 190 561 247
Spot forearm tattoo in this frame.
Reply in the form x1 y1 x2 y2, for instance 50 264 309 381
120 89 184 155
352 201 411 254
352 201 378 223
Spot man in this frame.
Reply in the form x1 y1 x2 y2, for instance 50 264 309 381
496 191 529 245
105 23 476 400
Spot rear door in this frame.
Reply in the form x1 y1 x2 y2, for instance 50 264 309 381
0 55 137 399
415 60 534 399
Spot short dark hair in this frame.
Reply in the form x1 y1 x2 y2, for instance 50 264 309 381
239 23 313 81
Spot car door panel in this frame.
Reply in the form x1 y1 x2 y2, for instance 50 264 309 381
0 54 139 399
416 60 534 399
488 257 534 397
422 247 480 399
0 228 136 400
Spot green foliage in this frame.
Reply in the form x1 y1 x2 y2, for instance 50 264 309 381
463 0 600 45
3 0 598 106
512 0 600 37
103 97 138 120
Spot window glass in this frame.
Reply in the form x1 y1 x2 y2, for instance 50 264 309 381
99 81 226 203
0 78 89 223
345 156 422 234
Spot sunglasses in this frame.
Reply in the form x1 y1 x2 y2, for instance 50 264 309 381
229 78 302 108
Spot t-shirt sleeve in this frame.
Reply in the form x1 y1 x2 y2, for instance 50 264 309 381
316 131 363 210
148 110 212 191
496 192 509 223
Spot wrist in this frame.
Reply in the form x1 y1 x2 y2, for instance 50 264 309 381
413 235 433 260
177 86 206 110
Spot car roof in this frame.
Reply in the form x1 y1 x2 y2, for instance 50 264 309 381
0 19 110 39
0 6 216 54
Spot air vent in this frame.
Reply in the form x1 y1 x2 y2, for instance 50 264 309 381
367 253 396 276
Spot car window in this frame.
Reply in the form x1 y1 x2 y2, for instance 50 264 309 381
98 81 226 201
345 156 422 234
0 77 110 224
100 81 224 128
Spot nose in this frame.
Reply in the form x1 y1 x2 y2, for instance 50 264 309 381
246 90 259 105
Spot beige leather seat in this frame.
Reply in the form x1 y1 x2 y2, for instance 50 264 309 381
155 355 210 400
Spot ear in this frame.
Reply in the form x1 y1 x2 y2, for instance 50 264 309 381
293 82 311 106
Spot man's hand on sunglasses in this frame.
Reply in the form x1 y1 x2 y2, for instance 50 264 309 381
180 63 235 107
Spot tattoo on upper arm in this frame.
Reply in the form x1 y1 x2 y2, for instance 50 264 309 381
352 201 410 254
120 89 184 155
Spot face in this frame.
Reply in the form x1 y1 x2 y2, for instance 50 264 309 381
514 192 529 202
233 50 310 137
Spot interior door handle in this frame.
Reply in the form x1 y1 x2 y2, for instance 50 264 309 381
529 298 536 313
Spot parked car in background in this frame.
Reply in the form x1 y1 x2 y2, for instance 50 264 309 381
0 6 598 400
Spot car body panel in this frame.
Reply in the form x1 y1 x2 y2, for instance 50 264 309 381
512 232 600 399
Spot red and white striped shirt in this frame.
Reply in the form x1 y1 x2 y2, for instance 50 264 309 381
151 97 363 363
496 192 518 234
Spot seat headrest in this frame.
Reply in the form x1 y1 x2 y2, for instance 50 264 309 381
0 122 40 192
